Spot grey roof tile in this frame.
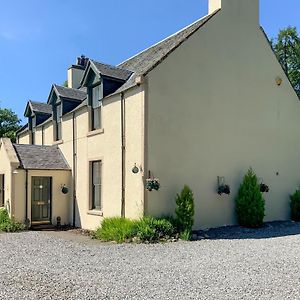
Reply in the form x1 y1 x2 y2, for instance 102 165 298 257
13 144 70 170
114 11 219 94
54 84 87 101
91 60 132 81
29 101 52 115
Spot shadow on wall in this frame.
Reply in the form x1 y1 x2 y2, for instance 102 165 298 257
193 220 300 240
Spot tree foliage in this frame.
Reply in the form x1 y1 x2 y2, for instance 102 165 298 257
0 108 21 142
175 185 195 239
235 168 265 228
271 27 300 98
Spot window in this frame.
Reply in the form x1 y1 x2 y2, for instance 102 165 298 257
90 84 102 130
54 103 62 141
91 160 102 210
29 116 36 145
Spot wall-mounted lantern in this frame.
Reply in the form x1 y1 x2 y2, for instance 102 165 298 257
132 164 140 174
61 185 69 194
275 76 283 86
217 176 230 195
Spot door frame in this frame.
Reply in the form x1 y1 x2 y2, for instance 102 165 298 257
31 176 52 224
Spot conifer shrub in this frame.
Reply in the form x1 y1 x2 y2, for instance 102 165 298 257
175 185 195 240
290 188 300 221
235 168 265 228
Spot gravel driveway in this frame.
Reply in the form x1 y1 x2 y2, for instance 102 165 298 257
0 222 300 300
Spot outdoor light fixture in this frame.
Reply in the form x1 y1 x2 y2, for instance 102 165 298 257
275 77 283 86
12 169 18 174
61 185 69 194
132 164 139 174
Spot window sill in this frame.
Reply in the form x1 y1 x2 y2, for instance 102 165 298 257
87 128 104 137
87 210 103 216
53 139 64 145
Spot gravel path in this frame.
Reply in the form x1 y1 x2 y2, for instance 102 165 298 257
1 222 300 299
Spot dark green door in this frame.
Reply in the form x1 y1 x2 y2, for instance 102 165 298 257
31 177 51 223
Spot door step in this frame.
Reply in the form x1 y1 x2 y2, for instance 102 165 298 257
31 224 57 231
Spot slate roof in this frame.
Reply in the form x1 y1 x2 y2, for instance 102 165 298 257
114 10 220 94
16 123 28 134
54 84 87 101
13 144 70 170
91 60 132 81
29 101 52 115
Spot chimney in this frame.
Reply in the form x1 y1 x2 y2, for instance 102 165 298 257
208 0 259 26
67 55 88 89
209 0 221 14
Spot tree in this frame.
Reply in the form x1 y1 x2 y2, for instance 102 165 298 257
175 185 195 240
235 168 265 228
0 108 21 142
271 27 300 98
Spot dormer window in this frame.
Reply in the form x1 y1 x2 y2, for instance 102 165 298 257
81 60 132 133
90 83 102 130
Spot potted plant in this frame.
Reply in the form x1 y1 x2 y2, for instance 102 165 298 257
146 178 160 191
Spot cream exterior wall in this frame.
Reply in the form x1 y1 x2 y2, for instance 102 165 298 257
146 4 300 229
0 141 15 216
124 87 145 219
18 130 30 144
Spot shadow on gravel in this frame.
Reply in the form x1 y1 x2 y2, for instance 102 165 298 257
193 221 300 240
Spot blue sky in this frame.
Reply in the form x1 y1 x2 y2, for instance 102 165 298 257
0 0 299 123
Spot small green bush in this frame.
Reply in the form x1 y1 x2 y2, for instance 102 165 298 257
94 217 137 243
175 185 195 240
94 216 175 243
0 209 9 224
136 216 174 242
0 209 25 232
290 188 300 221
235 168 265 228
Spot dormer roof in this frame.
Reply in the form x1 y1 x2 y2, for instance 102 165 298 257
81 60 133 87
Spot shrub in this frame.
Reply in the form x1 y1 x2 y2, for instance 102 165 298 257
94 216 175 243
94 217 137 243
0 209 25 232
136 216 174 242
175 185 195 240
0 209 9 224
290 188 300 221
235 168 265 228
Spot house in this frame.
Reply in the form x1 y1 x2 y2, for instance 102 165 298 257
0 0 299 230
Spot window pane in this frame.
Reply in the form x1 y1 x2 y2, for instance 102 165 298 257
56 104 62 119
92 85 101 108
92 161 101 210
56 122 62 140
92 107 101 130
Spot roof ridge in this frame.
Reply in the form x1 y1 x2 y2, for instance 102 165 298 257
91 59 131 72
118 11 217 68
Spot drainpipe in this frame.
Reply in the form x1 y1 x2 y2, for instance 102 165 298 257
25 170 28 222
121 92 126 217
72 112 77 227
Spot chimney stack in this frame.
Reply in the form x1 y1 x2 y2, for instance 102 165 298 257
209 0 221 14
67 55 89 89
208 0 259 26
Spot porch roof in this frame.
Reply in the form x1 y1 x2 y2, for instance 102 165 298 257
13 144 70 170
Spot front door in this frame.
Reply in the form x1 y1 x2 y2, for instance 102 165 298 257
31 177 51 223
0 175 4 207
